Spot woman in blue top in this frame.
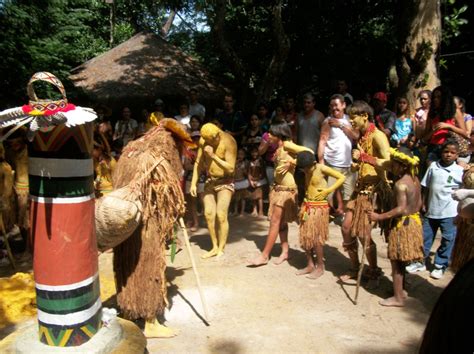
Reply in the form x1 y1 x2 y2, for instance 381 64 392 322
391 97 416 147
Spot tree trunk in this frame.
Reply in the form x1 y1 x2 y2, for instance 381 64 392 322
161 10 176 37
392 0 441 109
210 0 252 108
256 0 290 105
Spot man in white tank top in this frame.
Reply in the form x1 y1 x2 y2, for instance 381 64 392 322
318 94 359 214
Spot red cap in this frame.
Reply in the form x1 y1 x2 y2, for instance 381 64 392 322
373 92 387 102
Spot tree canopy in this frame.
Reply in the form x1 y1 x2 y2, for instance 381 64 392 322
0 0 472 112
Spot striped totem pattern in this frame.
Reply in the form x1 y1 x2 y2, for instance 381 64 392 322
29 123 102 347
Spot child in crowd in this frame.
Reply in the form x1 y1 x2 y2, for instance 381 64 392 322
296 151 345 279
111 138 123 160
233 148 249 216
391 97 415 147
272 105 286 125
92 133 116 198
248 146 267 217
369 147 424 307
407 141 464 278
241 114 263 152
183 116 204 231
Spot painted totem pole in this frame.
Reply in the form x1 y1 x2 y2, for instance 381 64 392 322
0 72 101 347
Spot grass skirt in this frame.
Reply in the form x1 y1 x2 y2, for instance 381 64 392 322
347 193 373 240
268 186 297 224
299 203 329 250
451 218 474 272
387 216 424 261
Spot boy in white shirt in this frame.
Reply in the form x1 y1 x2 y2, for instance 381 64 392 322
410 141 464 279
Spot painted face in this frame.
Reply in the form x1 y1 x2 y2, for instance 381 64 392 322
201 123 221 145
441 144 458 165
349 113 368 131
329 98 346 118
419 93 430 109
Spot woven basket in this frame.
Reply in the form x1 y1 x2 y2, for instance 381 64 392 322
95 187 142 251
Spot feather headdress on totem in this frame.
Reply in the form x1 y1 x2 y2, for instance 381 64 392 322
0 72 97 141
389 147 419 177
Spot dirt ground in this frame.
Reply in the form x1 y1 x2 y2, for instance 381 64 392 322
0 214 450 353
98 214 450 354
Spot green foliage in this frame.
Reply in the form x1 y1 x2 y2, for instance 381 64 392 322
0 0 111 106
442 0 468 45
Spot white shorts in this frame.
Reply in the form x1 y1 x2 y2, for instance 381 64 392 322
253 178 267 187
234 179 250 190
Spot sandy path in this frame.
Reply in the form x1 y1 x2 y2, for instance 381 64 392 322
98 214 450 354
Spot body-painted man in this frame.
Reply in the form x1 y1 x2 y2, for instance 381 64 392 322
190 123 237 258
340 100 391 284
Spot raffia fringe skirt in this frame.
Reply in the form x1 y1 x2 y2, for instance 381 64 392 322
451 218 474 272
268 186 298 224
114 218 167 321
387 217 424 261
347 193 373 240
299 203 329 250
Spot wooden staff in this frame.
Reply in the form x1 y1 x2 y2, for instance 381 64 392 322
178 217 210 321
0 215 16 269
354 192 377 305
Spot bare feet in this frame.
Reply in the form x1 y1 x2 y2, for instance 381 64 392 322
238 213 244 218
251 210 258 217
247 254 269 267
306 267 324 280
273 253 288 265
144 320 178 338
296 265 315 276
201 248 220 259
339 269 358 282
379 296 405 307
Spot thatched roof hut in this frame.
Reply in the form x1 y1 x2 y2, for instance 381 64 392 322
70 32 227 112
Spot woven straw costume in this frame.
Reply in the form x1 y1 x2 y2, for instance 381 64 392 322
112 119 192 323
